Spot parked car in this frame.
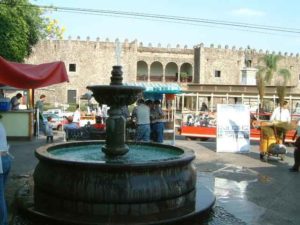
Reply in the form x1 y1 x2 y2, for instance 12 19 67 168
43 113 68 131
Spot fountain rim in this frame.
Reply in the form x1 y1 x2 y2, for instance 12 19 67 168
35 140 195 169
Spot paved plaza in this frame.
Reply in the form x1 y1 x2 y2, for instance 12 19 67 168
5 132 300 225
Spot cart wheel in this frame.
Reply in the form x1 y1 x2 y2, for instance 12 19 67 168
186 137 197 141
260 153 264 160
199 137 209 141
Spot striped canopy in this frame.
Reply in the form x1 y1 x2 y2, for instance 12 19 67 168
124 82 182 94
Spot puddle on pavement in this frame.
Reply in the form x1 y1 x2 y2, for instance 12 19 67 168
197 164 266 224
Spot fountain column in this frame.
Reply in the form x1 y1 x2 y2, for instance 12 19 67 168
102 105 128 155
102 65 128 156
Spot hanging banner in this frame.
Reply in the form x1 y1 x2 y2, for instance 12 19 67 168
217 104 250 153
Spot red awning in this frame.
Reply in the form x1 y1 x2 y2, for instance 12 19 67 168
0 56 69 89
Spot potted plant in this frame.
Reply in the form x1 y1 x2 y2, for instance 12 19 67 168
180 72 188 82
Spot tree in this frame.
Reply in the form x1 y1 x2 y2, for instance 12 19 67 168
256 54 291 113
0 0 65 62
275 68 291 106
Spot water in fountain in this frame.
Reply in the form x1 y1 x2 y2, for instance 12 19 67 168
51 143 182 162
15 66 215 225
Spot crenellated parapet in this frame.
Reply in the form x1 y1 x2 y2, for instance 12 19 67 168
137 42 193 54
192 42 299 58
35 37 300 58
38 37 197 55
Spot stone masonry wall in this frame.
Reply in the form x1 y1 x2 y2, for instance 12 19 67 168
25 37 300 105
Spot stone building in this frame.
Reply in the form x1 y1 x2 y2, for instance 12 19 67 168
25 37 300 109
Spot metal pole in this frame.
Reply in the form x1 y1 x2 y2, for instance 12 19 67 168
36 108 39 138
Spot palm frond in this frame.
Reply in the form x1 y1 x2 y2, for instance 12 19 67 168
256 70 266 101
278 68 291 85
264 69 273 83
255 54 288 110
276 86 286 105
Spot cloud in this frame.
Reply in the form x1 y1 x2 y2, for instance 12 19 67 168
232 8 265 17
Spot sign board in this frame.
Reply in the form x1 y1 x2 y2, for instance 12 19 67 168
216 104 250 153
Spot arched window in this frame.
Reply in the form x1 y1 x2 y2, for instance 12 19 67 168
150 61 163 82
180 63 193 82
137 61 148 81
165 62 178 82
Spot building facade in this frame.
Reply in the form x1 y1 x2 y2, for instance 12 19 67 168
25 37 300 107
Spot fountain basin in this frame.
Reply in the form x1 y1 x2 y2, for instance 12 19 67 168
28 141 207 224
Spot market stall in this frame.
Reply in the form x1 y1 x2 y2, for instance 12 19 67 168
0 56 69 140
125 82 182 144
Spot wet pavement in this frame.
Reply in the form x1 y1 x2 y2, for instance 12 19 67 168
6 132 300 225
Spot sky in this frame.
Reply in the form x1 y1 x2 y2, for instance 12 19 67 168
31 0 300 54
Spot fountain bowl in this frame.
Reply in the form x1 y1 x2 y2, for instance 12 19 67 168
87 85 145 106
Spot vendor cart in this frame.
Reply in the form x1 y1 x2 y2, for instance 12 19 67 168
259 121 290 161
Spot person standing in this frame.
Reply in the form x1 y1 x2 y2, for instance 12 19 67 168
45 116 54 143
145 100 155 140
101 105 109 124
0 115 12 225
132 99 150 142
200 102 209 112
73 104 81 125
289 135 300 172
151 100 165 143
34 94 46 136
35 94 46 115
10 93 22 110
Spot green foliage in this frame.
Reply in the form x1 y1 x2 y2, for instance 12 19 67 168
0 0 65 62
66 103 77 112
256 54 291 108
259 54 282 82
180 72 188 79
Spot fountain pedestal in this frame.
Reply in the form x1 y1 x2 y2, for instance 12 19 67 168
102 107 129 155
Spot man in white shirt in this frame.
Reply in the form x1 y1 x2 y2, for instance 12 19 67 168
73 104 81 124
270 100 291 144
270 101 291 123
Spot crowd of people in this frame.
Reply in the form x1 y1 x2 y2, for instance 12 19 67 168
129 99 165 143
32 94 166 144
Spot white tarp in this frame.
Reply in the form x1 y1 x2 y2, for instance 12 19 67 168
216 104 250 153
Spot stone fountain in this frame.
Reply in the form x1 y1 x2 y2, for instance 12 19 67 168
15 66 215 225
